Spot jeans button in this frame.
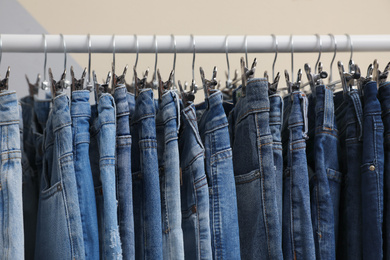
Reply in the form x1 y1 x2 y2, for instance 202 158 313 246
369 165 375 171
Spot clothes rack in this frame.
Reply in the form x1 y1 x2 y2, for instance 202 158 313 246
1 34 390 53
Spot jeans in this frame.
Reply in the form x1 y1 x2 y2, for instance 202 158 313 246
0 91 24 259
307 85 342 259
179 102 212 260
114 85 135 260
229 79 283 259
156 90 184 260
71 90 99 259
282 91 315 259
269 93 284 229
35 93 85 259
131 89 163 259
196 90 240 259
361 81 384 259
379 82 390 259
334 89 363 259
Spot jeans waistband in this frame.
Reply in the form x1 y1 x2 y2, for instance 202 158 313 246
114 85 130 117
315 85 335 130
0 91 19 126
90 93 116 135
71 90 91 118
131 89 156 124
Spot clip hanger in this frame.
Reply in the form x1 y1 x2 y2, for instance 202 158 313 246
49 68 66 98
71 66 87 92
338 60 361 95
157 69 174 101
0 67 10 92
265 70 280 95
240 57 257 96
26 73 40 97
178 80 195 107
200 66 218 100
304 62 328 96
112 64 128 94
285 68 302 94
373 59 390 87
134 67 149 98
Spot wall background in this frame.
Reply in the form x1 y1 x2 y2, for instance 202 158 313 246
1 0 390 101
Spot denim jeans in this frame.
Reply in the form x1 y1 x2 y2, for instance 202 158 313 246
131 89 163 259
179 102 212 260
307 85 342 259
35 93 85 259
156 90 184 260
196 90 240 259
269 93 283 229
90 93 122 259
361 81 384 259
282 91 315 259
378 82 390 259
0 91 24 259
229 79 283 259
113 85 135 260
71 90 99 259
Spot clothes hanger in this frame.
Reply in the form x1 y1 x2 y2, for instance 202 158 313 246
111 34 129 94
327 33 341 90
0 34 10 92
265 34 280 95
179 35 197 106
132 35 149 98
200 66 218 101
157 69 174 101
126 34 139 94
41 34 49 90
25 34 40 96
48 67 66 99
284 35 303 95
93 70 111 100
171 34 177 91
240 57 257 97
145 35 159 90
71 66 87 92
60 34 71 90
374 59 390 88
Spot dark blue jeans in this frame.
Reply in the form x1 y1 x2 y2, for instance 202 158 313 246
114 85 135 260
131 89 163 259
334 89 363 259
361 81 384 259
71 90 99 259
229 79 282 259
196 90 241 259
179 102 212 260
35 93 85 259
282 91 315 259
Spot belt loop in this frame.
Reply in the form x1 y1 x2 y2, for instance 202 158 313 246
323 85 335 130
173 91 181 133
349 90 364 141
300 92 309 140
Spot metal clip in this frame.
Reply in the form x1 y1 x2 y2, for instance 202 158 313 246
265 70 280 95
112 64 128 94
304 62 328 96
134 67 149 98
49 68 66 98
26 73 40 96
285 68 302 94
200 66 218 100
338 60 361 95
157 69 174 101
71 66 87 92
0 66 10 92
240 57 257 96
178 80 195 107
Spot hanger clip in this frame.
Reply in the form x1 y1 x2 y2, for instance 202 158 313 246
200 66 218 100
71 67 87 92
134 67 149 98
26 73 40 97
338 60 361 95
373 60 390 87
265 70 280 95
304 62 328 95
285 68 302 94
240 57 257 96
157 69 174 101
179 80 195 107
112 64 128 94
0 66 10 92
49 68 66 98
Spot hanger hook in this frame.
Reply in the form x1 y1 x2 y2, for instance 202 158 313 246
244 35 248 67
328 34 337 83
88 34 91 84
134 34 139 69
314 34 322 74
154 35 158 80
225 35 230 83
60 34 67 72
112 34 116 73
192 34 196 83
271 34 278 79
0 34 2 67
43 34 47 84
290 35 294 82
171 34 176 87
345 34 353 62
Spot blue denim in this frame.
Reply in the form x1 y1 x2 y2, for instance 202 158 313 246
361 81 384 259
114 85 135 260
281 91 315 259
229 79 283 259
131 89 163 259
179 102 212 260
378 82 390 259
196 90 241 259
307 85 342 259
0 91 24 259
269 93 284 229
35 93 85 259
90 93 122 259
334 89 363 259
156 90 184 260
71 90 99 259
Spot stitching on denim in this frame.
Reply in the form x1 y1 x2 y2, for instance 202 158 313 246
289 121 304 127
194 175 207 186
291 146 306 151
195 181 208 190
237 107 270 125
315 131 339 138
260 141 273 147
182 151 204 171
204 122 229 135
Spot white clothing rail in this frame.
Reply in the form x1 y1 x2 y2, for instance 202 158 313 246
0 34 389 53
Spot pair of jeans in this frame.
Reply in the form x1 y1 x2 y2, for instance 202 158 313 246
113 85 135 260
361 81 384 259
282 91 315 259
35 93 85 259
0 91 24 259
378 82 390 259
306 85 342 259
229 79 283 259
131 89 163 259
269 93 283 229
156 90 184 260
179 102 212 260
196 90 241 259
71 90 99 259
90 93 122 259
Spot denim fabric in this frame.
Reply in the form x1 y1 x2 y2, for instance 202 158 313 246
131 89 163 259
196 90 241 260
71 90 99 259
281 91 315 259
156 90 184 260
35 93 85 259
269 93 283 229
0 91 24 259
179 102 212 260
307 85 342 259
361 81 384 259
114 85 135 260
334 89 364 259
90 93 122 259
229 79 283 259
378 82 390 259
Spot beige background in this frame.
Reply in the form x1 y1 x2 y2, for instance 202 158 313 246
4 0 390 101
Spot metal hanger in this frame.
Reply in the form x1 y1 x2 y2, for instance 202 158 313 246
60 34 70 90
26 74 40 97
189 34 198 92
71 66 87 92
284 35 303 94
93 70 111 100
220 35 238 99
225 35 232 89
200 66 218 101
157 69 174 101
171 34 177 91
265 34 280 94
41 34 49 90
111 34 129 93
146 35 159 90
338 60 361 95
244 35 248 67
327 33 340 89
240 56 257 96
178 35 197 105
126 34 139 93
48 68 66 98
87 34 94 94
